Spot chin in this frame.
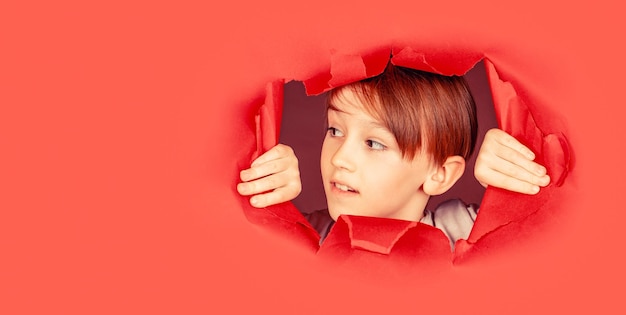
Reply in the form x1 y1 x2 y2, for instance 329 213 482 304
327 206 342 221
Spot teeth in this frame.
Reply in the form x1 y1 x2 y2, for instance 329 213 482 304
335 183 354 192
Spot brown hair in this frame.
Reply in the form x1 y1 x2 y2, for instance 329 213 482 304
327 63 478 165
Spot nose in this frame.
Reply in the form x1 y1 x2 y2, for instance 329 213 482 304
330 140 356 172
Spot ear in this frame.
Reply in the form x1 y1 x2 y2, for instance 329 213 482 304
422 156 466 196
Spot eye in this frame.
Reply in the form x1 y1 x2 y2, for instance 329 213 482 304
366 140 386 150
327 127 344 137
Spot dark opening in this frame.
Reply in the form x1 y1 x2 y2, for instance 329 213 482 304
279 60 499 215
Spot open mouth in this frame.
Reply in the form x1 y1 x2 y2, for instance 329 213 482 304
333 182 358 193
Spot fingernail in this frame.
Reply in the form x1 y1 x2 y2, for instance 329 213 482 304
531 185 540 194
250 196 260 207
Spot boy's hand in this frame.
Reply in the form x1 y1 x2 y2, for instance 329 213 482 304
237 144 302 208
474 128 550 195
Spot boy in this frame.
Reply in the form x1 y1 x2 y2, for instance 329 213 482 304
237 64 550 245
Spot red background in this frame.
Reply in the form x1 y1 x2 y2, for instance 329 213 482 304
1 0 624 314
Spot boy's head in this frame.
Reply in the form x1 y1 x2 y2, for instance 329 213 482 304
321 63 478 222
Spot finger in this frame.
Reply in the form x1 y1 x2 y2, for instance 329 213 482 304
251 144 293 167
249 185 302 208
240 157 292 182
237 173 288 196
480 169 543 195
490 157 550 187
493 144 547 177
490 129 536 160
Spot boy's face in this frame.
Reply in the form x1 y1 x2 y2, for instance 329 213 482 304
321 88 435 222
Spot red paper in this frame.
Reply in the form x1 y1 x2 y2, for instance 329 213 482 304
2 1 622 314
455 60 572 255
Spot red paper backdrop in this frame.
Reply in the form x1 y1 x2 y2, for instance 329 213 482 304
1 1 625 314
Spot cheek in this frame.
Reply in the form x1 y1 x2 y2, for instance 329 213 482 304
376 168 416 193
319 139 330 175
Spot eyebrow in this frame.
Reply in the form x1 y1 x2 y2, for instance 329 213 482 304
327 103 347 114
328 102 391 134
366 120 388 130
